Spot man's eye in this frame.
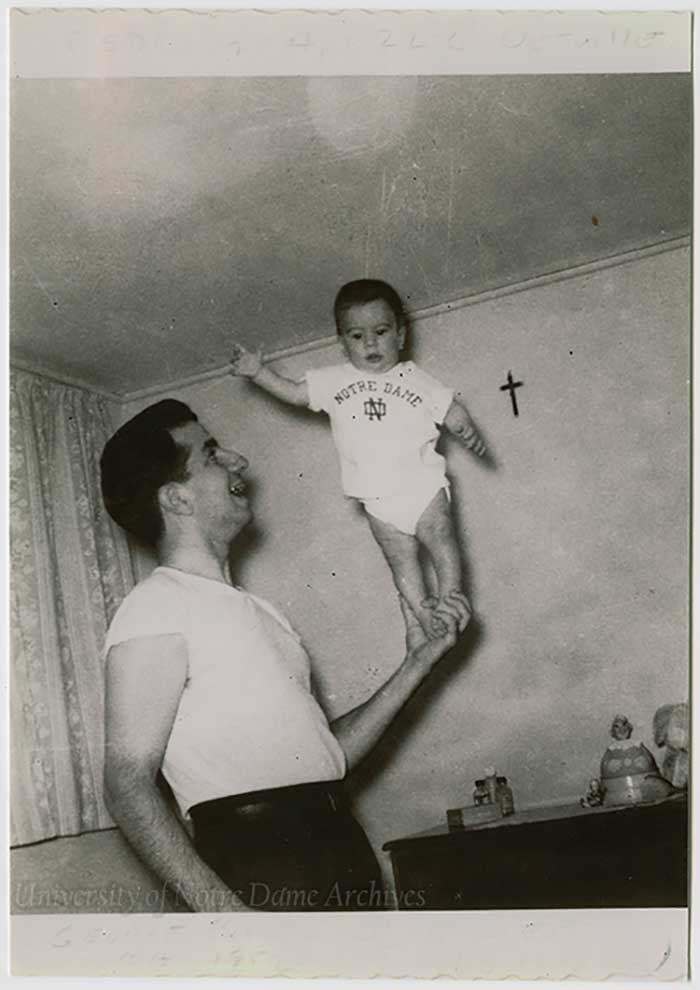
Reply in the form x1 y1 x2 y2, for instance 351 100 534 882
376 328 386 336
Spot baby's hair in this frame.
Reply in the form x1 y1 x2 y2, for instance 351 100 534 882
334 279 407 335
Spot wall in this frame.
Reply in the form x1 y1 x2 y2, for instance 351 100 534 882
19 244 685 903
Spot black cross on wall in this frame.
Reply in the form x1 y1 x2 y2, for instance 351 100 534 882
500 371 524 416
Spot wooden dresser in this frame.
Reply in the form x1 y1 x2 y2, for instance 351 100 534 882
382 794 688 910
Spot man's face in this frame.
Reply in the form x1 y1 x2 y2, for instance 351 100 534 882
338 299 405 374
170 421 251 539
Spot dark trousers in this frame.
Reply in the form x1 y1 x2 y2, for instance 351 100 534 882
190 780 384 911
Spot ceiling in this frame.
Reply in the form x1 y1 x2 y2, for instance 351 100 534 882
11 73 691 396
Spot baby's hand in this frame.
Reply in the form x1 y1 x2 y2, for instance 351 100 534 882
231 341 264 379
464 430 486 457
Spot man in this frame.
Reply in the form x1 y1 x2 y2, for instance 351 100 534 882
100 399 469 912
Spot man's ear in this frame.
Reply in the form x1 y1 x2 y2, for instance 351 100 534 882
398 323 407 349
158 482 194 518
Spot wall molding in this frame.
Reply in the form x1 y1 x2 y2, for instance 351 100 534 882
9 357 122 402
12 235 690 404
410 235 690 324
121 235 689 404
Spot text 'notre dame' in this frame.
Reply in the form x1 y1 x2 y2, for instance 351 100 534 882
333 380 423 408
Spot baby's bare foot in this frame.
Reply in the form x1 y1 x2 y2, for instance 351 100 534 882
430 612 449 637
419 596 447 639
434 590 472 631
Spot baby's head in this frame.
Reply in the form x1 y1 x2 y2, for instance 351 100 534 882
334 279 407 374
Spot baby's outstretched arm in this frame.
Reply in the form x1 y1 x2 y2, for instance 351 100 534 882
231 342 309 407
443 398 486 457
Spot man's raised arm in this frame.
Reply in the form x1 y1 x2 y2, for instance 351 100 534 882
104 633 246 912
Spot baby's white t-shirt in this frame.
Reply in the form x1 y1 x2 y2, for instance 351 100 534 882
306 360 454 498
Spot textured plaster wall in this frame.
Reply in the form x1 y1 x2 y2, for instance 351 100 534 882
35 245 685 901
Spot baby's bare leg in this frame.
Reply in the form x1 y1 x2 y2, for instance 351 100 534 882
415 490 467 624
365 512 438 638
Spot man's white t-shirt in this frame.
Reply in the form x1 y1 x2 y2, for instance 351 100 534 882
306 360 454 498
104 567 346 818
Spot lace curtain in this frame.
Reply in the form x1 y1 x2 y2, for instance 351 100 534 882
10 370 135 846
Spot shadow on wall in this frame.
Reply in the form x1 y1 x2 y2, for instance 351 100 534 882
347 430 492 796
350 618 484 795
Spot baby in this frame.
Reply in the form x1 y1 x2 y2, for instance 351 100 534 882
231 278 485 637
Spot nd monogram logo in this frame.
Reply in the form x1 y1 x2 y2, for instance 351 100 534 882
364 397 386 421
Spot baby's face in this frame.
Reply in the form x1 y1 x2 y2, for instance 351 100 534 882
338 299 405 374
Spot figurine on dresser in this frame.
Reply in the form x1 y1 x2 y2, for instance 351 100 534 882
580 777 605 808
653 702 689 789
599 714 673 806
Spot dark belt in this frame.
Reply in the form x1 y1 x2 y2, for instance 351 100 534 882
189 780 347 827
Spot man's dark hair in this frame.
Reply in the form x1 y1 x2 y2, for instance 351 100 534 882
333 279 407 335
100 399 197 547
